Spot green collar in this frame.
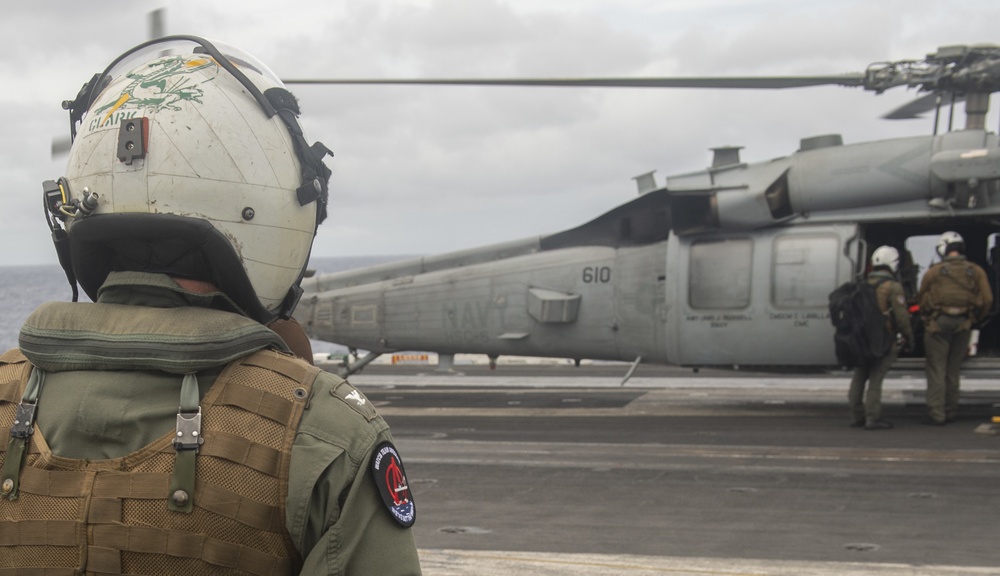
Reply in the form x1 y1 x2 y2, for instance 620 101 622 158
19 273 289 373
98 271 247 315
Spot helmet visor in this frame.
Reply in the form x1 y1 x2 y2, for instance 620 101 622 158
72 35 282 138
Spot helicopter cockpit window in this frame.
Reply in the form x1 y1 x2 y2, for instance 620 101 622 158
771 234 839 308
689 238 752 309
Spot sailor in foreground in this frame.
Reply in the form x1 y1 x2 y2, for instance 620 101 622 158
0 37 420 575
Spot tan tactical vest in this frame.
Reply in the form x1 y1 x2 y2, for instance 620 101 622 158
927 259 982 312
0 347 318 576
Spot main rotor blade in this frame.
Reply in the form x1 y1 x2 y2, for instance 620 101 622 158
881 91 963 119
51 136 71 158
282 75 865 90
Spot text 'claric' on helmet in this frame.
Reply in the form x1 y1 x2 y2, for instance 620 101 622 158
42 36 332 324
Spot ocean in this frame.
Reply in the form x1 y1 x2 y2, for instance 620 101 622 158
0 255 411 354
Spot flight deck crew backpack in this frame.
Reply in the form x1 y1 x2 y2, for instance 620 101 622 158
828 278 892 368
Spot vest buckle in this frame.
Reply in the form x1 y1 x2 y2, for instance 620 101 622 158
10 402 37 439
173 408 204 451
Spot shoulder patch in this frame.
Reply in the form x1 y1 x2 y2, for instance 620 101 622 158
371 441 415 528
330 380 378 421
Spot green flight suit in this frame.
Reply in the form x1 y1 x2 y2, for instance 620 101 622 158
5 272 422 575
917 255 993 423
848 270 913 425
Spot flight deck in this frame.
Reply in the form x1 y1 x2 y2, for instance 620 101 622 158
332 362 1000 575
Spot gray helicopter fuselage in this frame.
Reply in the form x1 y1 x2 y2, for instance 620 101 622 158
297 128 1000 368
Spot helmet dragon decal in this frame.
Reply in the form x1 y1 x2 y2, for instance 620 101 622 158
90 56 217 130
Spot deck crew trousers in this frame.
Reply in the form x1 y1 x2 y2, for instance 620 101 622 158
849 345 898 422
923 314 971 423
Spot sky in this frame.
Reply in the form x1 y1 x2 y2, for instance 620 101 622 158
2 0 1000 267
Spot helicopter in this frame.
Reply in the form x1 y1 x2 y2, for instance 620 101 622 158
288 44 1000 377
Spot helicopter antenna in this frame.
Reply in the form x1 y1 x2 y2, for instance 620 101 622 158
149 8 166 39
933 94 942 135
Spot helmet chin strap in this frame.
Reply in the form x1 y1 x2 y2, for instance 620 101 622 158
264 86 332 322
41 180 79 302
276 284 304 322
264 87 332 223
48 224 79 303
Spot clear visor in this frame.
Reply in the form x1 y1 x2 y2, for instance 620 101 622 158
73 35 283 135
101 37 282 88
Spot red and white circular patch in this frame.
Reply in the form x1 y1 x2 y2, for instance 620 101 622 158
371 441 415 528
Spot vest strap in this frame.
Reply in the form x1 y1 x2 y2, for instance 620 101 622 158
94 472 167 498
200 431 283 477
89 498 122 524
94 472 287 531
0 519 79 546
168 450 197 513
85 546 122 574
89 524 293 576
19 466 87 497
1 369 44 501
0 568 77 575
218 382 297 425
0 349 26 364
0 381 19 404
169 373 202 513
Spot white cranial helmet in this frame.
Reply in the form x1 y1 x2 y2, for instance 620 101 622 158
871 245 899 273
44 36 331 323
935 231 964 258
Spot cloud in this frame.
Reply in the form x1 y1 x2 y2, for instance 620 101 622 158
2 0 1000 268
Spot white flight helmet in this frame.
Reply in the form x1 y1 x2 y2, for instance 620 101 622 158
43 36 331 323
871 245 900 273
936 231 964 257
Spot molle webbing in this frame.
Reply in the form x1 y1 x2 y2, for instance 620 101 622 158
18 301 289 373
0 349 318 575
930 262 979 311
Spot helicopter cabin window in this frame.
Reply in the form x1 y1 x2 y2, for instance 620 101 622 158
689 238 752 309
771 234 839 308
